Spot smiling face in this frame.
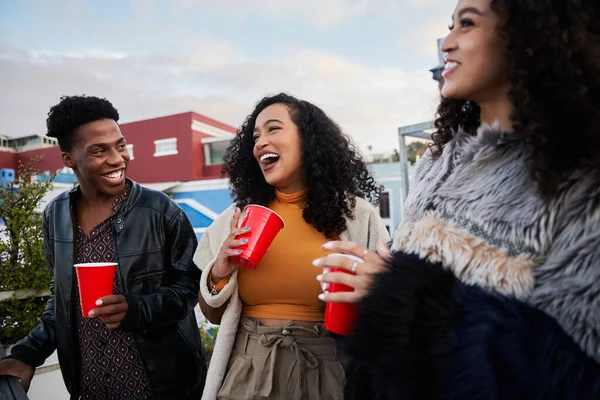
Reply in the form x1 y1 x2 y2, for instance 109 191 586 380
252 103 304 194
63 118 130 200
441 0 510 104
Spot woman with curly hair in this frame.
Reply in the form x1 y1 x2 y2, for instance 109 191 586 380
315 0 600 398
195 93 389 400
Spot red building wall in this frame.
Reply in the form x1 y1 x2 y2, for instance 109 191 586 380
190 112 236 181
2 111 236 183
192 112 238 133
203 164 223 179
0 147 63 178
120 113 196 183
17 147 64 174
0 150 17 171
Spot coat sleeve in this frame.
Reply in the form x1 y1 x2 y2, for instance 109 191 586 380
196 227 230 325
195 205 238 325
343 252 600 400
526 215 600 364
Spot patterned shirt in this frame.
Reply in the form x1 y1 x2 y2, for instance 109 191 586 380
72 183 153 400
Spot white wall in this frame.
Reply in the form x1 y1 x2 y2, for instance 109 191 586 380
27 352 69 400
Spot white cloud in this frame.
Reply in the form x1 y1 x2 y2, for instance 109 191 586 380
395 18 449 61
0 0 451 156
0 40 439 153
170 0 371 29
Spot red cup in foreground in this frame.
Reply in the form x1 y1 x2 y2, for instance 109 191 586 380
230 205 285 269
324 254 364 335
74 262 117 318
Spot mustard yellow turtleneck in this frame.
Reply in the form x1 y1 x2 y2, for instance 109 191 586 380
237 189 332 321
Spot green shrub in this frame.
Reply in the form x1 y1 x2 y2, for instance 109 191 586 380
1 157 54 347
199 325 219 365
0 296 49 348
0 157 54 291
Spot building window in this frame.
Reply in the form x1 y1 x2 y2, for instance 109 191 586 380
205 140 230 165
378 192 390 219
126 144 134 160
154 138 178 157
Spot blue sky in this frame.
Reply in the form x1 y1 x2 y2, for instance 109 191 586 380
0 0 454 153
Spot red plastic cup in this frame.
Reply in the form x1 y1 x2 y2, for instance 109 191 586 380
230 205 285 269
324 254 364 335
74 262 117 318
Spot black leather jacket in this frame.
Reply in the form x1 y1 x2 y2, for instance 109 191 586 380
7 180 206 399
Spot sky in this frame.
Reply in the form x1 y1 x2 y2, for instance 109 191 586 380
0 0 454 154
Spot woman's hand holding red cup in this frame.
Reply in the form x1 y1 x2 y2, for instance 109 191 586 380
212 208 251 282
313 240 391 303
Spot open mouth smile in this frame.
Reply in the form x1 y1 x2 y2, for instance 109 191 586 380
260 153 280 172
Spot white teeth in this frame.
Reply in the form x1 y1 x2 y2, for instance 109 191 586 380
260 153 279 162
104 170 122 180
444 61 458 70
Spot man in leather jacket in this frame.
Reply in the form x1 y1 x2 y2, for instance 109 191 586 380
0 95 206 399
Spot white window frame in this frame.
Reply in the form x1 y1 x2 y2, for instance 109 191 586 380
191 120 235 138
154 138 178 157
203 143 212 165
202 137 232 166
126 144 134 160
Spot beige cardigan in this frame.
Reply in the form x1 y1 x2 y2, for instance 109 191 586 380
194 197 390 400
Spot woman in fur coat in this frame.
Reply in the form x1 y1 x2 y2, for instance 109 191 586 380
314 0 600 398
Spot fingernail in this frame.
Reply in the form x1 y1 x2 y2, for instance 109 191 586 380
322 242 334 250
316 274 323 281
323 268 330 274
312 259 321 267
244 227 250 231
318 293 325 301
237 250 242 254
96 299 103 306
88 311 95 317
241 239 247 243
322 282 329 291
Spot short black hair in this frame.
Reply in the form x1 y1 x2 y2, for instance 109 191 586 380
46 95 120 152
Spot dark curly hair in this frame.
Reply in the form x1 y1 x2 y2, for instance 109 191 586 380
46 95 120 152
222 93 382 239
432 0 600 196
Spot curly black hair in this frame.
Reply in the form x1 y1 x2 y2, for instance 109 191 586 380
432 0 600 197
46 95 120 152
222 93 382 239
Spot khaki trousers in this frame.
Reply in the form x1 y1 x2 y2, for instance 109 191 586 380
217 317 346 400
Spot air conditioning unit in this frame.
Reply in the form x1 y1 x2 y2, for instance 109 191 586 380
1 168 15 187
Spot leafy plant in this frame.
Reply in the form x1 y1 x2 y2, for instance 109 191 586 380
1 157 55 346
0 296 49 348
407 141 428 164
199 324 219 365
0 157 54 291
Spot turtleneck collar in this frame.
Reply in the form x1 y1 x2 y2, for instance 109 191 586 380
274 189 307 206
